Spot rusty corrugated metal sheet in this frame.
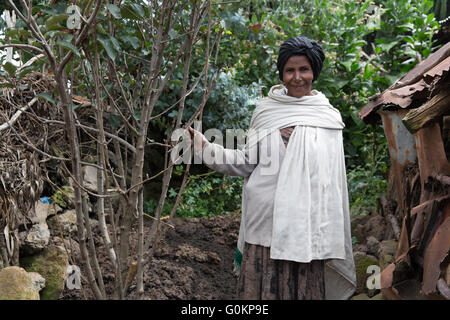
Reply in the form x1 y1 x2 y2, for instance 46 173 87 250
359 39 450 300
396 41 450 86
424 55 450 82
422 199 450 295
378 109 417 218
379 110 417 166
359 41 450 124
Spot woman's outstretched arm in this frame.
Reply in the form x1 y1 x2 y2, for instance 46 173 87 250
188 127 257 178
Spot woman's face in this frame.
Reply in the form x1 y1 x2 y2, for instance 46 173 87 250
282 55 314 98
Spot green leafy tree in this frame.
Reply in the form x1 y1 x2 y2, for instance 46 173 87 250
0 0 441 299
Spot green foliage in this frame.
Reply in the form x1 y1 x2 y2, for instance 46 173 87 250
144 172 243 218
50 186 74 209
0 0 441 218
186 71 261 131
214 0 439 215
347 139 389 214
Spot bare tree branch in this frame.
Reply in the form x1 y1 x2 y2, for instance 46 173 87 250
0 44 43 54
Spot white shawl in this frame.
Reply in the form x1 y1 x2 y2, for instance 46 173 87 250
239 84 356 299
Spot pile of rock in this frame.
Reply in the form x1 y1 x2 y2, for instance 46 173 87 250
0 166 100 300
0 266 45 300
350 211 398 300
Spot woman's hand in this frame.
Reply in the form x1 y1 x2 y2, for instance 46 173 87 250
187 126 207 149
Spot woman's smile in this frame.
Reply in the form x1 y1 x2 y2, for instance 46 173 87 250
282 55 314 98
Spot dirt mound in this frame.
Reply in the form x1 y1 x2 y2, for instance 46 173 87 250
60 212 241 300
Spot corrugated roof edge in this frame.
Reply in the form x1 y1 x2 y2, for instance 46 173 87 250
358 41 450 124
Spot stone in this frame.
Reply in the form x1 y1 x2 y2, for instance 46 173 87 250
366 236 380 256
47 210 98 236
83 165 98 192
350 214 371 232
353 251 379 295
364 215 387 241
52 237 81 261
22 223 50 255
350 214 370 239
0 266 40 300
20 246 69 300
28 272 46 291
353 223 366 244
47 210 78 235
353 244 368 253
377 240 398 269
30 201 62 224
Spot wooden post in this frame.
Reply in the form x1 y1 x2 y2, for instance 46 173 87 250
413 122 450 202
403 91 450 134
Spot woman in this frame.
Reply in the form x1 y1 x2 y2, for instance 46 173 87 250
188 36 356 300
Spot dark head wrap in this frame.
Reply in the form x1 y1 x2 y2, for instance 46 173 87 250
277 36 325 82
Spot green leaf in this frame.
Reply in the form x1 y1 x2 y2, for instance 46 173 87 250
0 82 14 88
121 3 145 20
17 66 35 80
56 40 81 58
398 23 414 30
120 35 140 49
377 41 398 53
36 92 56 104
5 28 19 38
2 62 17 77
385 74 399 86
340 60 352 72
133 109 141 121
403 36 415 44
334 79 349 90
168 110 178 118
106 4 121 19
109 114 122 130
108 35 121 52
45 14 68 31
97 34 116 61
130 4 145 18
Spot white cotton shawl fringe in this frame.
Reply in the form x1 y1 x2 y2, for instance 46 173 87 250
239 84 356 299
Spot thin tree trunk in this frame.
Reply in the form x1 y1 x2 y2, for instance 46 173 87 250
55 70 104 299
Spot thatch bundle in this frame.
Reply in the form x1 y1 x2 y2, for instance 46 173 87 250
0 71 65 266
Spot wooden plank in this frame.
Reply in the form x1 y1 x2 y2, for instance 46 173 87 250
403 91 450 134
394 41 450 89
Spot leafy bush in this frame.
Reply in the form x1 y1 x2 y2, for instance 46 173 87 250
214 0 439 216
156 0 440 219
347 141 389 215
181 71 261 132
144 171 243 218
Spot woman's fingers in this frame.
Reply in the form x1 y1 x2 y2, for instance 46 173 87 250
187 126 206 148
187 126 196 139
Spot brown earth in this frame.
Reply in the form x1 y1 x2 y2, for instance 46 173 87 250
60 212 241 300
58 209 395 300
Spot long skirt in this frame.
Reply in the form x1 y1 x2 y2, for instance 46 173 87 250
236 242 326 300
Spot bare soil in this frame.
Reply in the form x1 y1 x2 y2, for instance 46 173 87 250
60 212 241 300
